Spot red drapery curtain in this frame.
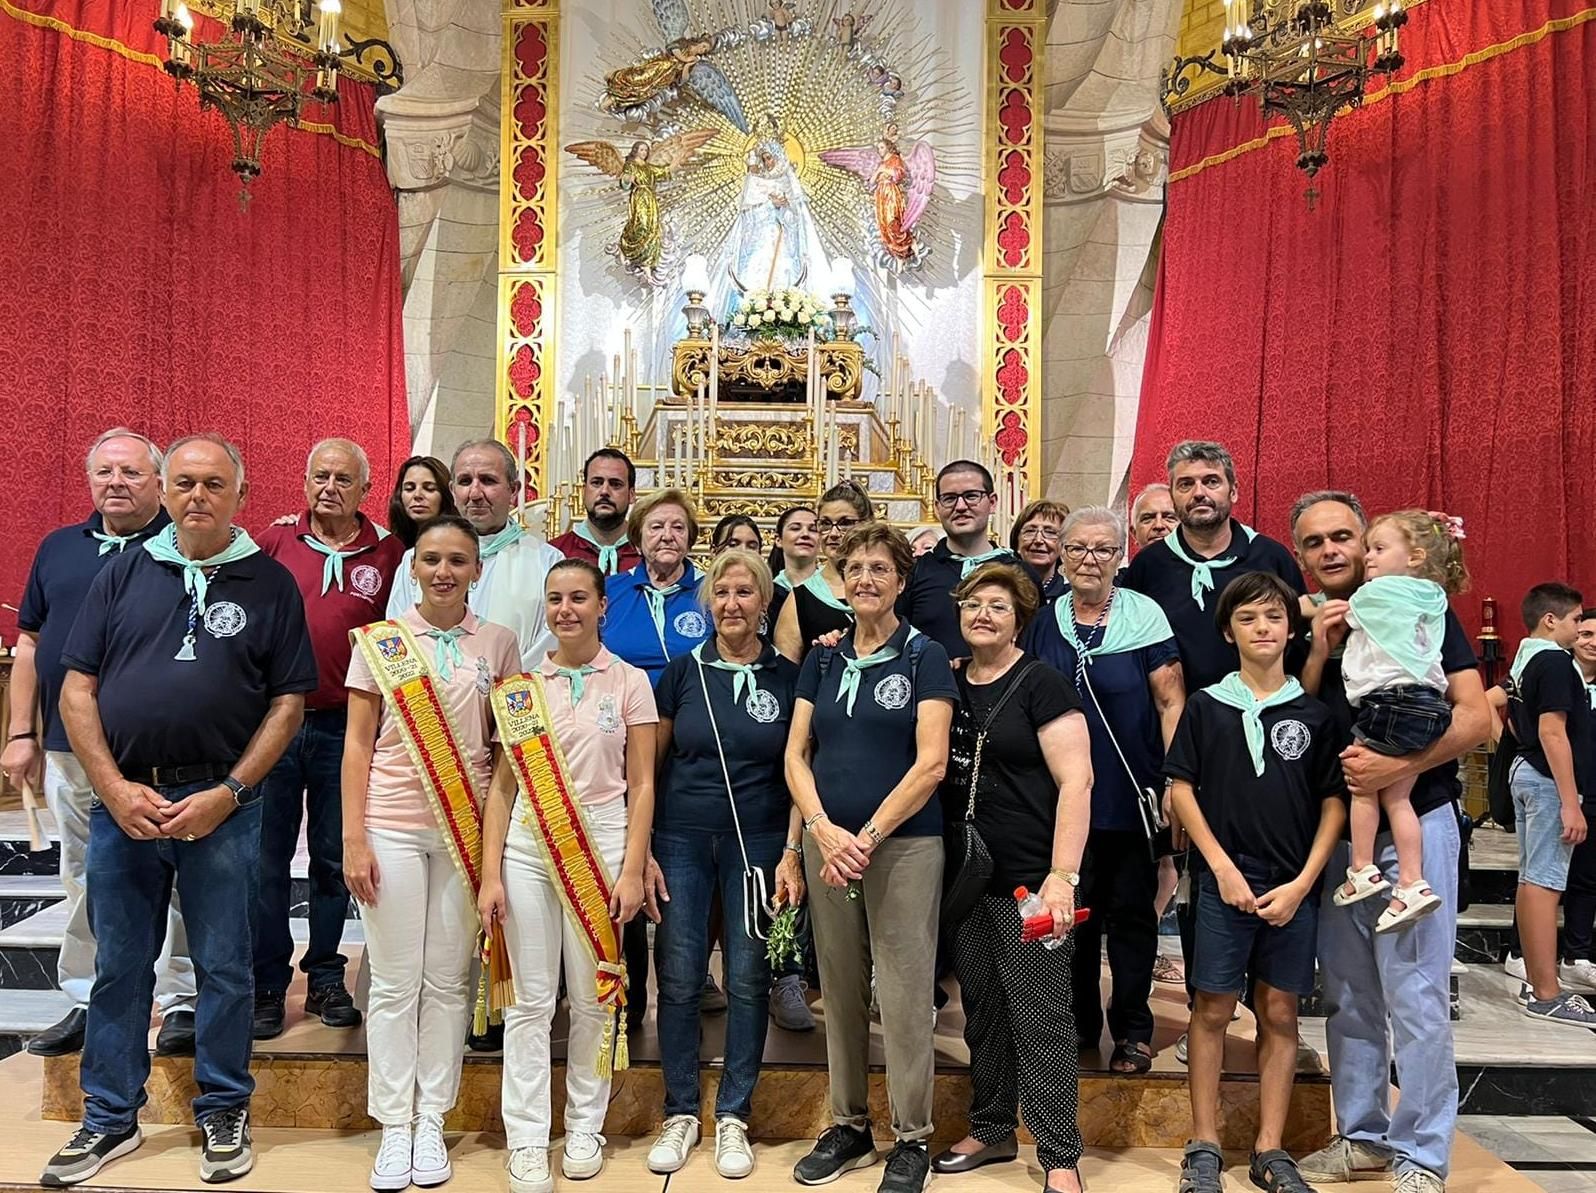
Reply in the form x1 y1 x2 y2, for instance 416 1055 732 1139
0 0 407 635
1133 0 1596 648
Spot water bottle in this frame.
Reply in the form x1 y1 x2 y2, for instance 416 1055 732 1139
1014 886 1065 950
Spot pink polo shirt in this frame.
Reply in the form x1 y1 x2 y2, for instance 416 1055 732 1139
534 647 658 807
346 607 523 832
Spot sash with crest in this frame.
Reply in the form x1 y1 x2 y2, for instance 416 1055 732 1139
350 619 515 1029
490 671 630 1075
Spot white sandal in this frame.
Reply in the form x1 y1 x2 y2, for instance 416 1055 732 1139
1332 863 1389 907
1375 880 1442 933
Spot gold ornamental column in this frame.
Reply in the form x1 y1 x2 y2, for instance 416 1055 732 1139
496 0 559 499
982 0 1046 496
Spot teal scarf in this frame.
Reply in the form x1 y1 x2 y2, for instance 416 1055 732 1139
1055 586 1174 670
1161 523 1258 609
92 530 136 556
835 628 918 717
420 625 468 681
958 546 1012 578
554 664 597 705
143 525 260 615
1348 575 1448 684
1204 672 1305 776
774 569 797 591
642 572 687 646
1511 637 1581 687
693 642 764 706
800 569 851 613
300 526 367 595
479 521 525 561
573 521 629 576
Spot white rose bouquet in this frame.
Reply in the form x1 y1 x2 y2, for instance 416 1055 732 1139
728 287 831 338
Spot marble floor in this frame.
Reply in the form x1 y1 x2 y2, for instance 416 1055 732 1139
1460 1115 1596 1191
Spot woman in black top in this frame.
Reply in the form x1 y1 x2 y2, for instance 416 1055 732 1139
774 480 873 662
935 562 1092 1193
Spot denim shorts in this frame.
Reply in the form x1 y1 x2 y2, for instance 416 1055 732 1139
1192 861 1320 997
1512 757 1575 891
1353 685 1452 757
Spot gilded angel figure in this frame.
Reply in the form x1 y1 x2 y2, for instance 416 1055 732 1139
598 0 749 131
564 130 718 284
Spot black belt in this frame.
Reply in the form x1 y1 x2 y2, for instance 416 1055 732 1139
124 763 232 788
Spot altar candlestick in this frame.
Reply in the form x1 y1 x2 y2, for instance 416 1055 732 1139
514 416 527 528
708 322 720 466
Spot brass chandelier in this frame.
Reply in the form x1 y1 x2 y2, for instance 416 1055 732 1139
1164 0 1408 206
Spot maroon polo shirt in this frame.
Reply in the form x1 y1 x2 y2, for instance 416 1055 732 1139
258 513 407 709
549 527 642 576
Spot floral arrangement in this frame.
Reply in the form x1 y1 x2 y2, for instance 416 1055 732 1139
729 287 831 337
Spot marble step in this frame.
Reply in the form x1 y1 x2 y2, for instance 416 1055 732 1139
0 875 65 930
0 988 75 1062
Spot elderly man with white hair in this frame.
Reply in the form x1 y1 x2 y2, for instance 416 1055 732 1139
250 438 406 1038
4 429 196 1060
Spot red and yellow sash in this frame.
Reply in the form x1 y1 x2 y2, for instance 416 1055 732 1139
351 619 514 1026
490 672 629 1075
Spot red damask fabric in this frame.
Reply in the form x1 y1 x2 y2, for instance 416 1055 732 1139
0 0 406 637
1134 0 1596 648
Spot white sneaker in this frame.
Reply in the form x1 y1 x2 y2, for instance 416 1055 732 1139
647 1115 700 1174
1563 959 1596 990
715 1118 755 1179
562 1132 606 1180
1504 952 1527 981
508 1146 553 1193
370 1124 412 1191
1395 1167 1445 1192
411 1113 450 1187
1174 1032 1188 1064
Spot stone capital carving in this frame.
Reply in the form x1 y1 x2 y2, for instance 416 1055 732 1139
381 94 500 191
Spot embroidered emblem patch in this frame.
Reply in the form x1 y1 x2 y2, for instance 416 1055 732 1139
204 601 247 638
745 689 781 723
673 610 708 639
596 693 622 734
874 673 912 711
1271 718 1311 761
349 563 383 598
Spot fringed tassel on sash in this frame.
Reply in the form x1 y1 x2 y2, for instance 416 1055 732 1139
472 928 517 1036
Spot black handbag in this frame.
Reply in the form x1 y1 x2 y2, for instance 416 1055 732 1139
941 660 1039 929
1486 679 1520 832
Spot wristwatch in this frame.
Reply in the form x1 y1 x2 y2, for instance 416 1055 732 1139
1049 867 1081 887
222 777 259 808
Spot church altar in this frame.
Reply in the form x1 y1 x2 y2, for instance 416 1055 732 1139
672 335 865 404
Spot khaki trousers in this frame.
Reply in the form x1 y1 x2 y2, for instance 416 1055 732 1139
805 833 944 1141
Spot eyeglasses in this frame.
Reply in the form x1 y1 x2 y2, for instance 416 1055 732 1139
1063 544 1122 563
957 599 1014 616
310 472 358 490
1019 525 1061 542
818 517 860 533
935 490 993 510
90 466 151 484
842 561 897 581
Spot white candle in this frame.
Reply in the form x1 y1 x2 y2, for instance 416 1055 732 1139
708 322 719 464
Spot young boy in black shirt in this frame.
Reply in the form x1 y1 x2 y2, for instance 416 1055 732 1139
1165 573 1347 1193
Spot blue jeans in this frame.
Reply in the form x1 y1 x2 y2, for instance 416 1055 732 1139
253 708 350 992
653 829 785 1121
1319 804 1460 1178
81 782 262 1131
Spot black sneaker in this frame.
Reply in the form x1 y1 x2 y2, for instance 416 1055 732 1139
1179 1139 1224 1193
28 1008 87 1057
877 1141 930 1193
305 983 362 1028
1249 1148 1317 1193
199 1107 254 1184
793 1125 877 1185
40 1124 142 1187
155 1010 196 1057
251 990 285 1040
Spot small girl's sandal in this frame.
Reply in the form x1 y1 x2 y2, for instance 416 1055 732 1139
1332 863 1389 907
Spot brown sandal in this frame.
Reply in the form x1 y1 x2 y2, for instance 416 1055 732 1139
1109 1040 1153 1073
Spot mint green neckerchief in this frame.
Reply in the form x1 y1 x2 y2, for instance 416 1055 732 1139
573 521 629 576
1348 574 1448 683
143 524 260 616
835 627 919 717
958 547 1012 578
800 569 851 612
1055 586 1174 665
92 531 135 556
774 569 797 591
643 576 685 646
1511 637 1581 686
1161 522 1258 609
1204 672 1305 776
478 520 525 561
555 664 598 705
693 642 764 706
419 625 468 681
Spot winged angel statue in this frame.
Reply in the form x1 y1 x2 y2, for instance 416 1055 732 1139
819 133 935 272
600 0 749 133
565 130 718 284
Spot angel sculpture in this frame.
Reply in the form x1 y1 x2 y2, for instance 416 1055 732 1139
819 135 935 272
599 0 748 132
565 130 717 285
832 9 873 48
768 0 798 38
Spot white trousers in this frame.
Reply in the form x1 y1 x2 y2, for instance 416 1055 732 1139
46 751 195 1012
500 798 628 1150
361 824 478 1126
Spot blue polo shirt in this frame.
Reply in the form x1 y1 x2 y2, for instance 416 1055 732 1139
16 510 171 751
603 561 710 686
898 541 1042 660
1028 606 1180 831
795 619 958 837
654 641 798 837
60 545 319 771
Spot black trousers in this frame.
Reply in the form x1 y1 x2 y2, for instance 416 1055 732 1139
953 894 1083 1173
1070 829 1159 1047
624 917 650 1024
1565 812 1596 960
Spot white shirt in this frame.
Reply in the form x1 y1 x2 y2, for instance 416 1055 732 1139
386 534 565 669
1343 602 1448 705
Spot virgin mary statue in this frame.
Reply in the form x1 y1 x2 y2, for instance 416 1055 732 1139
716 115 829 305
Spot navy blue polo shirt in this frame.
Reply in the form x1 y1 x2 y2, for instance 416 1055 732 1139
898 540 1042 660
1122 520 1306 691
795 619 958 837
655 641 799 837
60 545 319 771
603 561 709 687
1029 606 1180 832
16 510 171 751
